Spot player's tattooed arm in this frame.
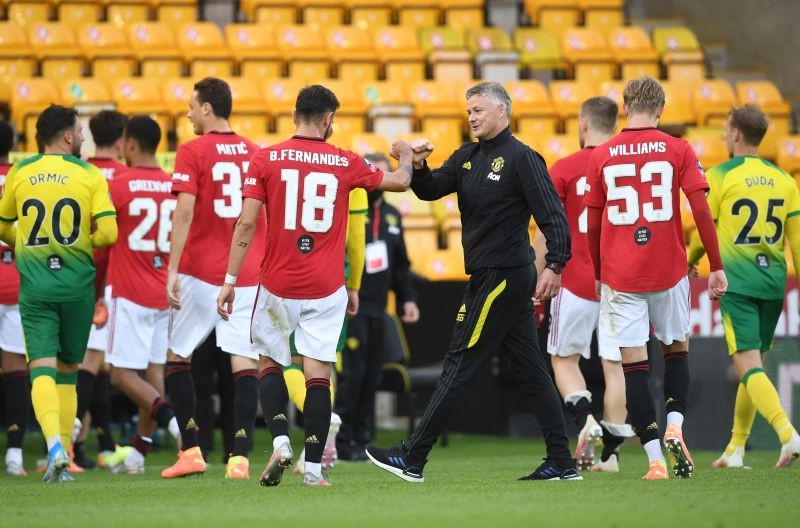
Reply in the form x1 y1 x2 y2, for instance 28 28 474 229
237 241 248 248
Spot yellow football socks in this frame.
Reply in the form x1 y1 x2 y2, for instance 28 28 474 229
743 368 794 444
726 382 757 455
30 367 61 449
56 372 79 450
284 365 336 413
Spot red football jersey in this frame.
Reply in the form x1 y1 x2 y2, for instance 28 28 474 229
0 162 19 304
550 148 596 301
87 157 128 181
88 157 126 294
584 127 709 293
243 136 384 299
171 132 266 286
107 167 174 309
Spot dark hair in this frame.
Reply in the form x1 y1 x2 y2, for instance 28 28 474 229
0 120 14 158
295 85 340 122
125 115 161 155
580 96 618 134
364 152 390 167
89 110 128 148
194 77 232 119
728 104 768 147
35 104 78 147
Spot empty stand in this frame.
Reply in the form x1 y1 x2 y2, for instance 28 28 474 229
128 22 184 77
106 0 150 27
736 80 791 160
560 28 614 89
372 26 426 82
652 26 706 92
240 0 298 24
776 136 800 178
607 26 659 79
505 80 559 137
176 22 234 77
324 26 379 81
395 0 441 27
549 80 596 133
347 0 392 28
225 23 283 79
77 23 136 79
0 23 36 89
10 78 60 150
523 0 580 35
275 25 331 80
419 26 473 81
513 28 567 76
580 0 624 32
29 23 85 78
226 77 269 138
441 0 484 30
693 79 736 127
685 127 728 169
466 27 519 81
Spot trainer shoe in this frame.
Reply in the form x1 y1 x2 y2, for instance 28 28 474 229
575 415 602 470
711 446 745 469
591 453 620 473
292 448 306 475
260 442 293 487
55 469 76 483
111 449 145 475
642 460 669 480
664 424 694 478
161 446 206 478
322 413 341 470
102 446 132 471
519 459 583 481
43 445 70 483
775 430 800 468
302 471 332 487
365 444 424 483
225 455 250 479
6 461 27 476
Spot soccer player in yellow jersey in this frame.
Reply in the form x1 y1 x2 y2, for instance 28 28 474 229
688 105 800 468
0 104 118 483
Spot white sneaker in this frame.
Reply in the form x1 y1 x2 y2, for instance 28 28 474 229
111 449 145 475
293 448 306 475
575 415 602 470
301 471 331 487
776 430 800 468
323 412 341 470
591 453 619 473
6 460 27 476
260 441 293 487
712 446 745 468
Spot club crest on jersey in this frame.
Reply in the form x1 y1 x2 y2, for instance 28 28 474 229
696 159 706 177
491 156 504 173
364 158 379 173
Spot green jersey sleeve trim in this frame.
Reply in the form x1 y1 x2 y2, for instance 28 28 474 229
93 210 116 220
709 156 746 178
761 158 793 179
787 211 800 219
0 215 17 222
349 208 368 215
11 153 42 171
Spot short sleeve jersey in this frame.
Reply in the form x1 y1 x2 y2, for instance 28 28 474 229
0 154 116 301
171 132 266 286
706 156 800 300
108 167 175 309
549 148 596 301
584 127 709 293
242 136 384 299
87 157 128 181
0 162 20 304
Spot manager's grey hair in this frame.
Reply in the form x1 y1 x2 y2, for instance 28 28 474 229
466 81 512 118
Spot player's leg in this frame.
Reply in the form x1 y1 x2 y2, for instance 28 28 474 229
334 312 369 461
190 334 217 458
351 314 385 455
593 356 632 472
1 304 30 477
74 347 103 470
90 366 117 466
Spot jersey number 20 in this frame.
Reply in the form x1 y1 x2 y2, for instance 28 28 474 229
23 197 81 247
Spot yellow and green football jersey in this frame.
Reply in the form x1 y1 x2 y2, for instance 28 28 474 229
707 155 800 299
0 154 116 301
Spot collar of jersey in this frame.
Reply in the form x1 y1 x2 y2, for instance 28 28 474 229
479 126 511 149
292 135 326 142
620 126 657 132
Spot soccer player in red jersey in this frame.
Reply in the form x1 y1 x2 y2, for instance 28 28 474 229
534 97 633 473
584 77 728 480
164 77 265 479
216 85 414 487
0 121 29 476
102 116 182 474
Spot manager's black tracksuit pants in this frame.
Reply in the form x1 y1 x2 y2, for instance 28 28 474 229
405 264 572 465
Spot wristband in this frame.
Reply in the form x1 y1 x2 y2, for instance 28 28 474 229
224 273 237 285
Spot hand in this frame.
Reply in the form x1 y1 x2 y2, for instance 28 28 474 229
166 270 181 310
346 288 359 318
409 138 434 164
401 301 420 323
707 269 728 300
595 280 601 300
687 264 699 279
93 298 108 329
216 283 235 321
389 141 413 161
534 269 561 302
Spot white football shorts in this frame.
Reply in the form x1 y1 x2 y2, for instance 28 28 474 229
106 296 169 370
547 287 620 361
86 286 112 352
0 303 25 355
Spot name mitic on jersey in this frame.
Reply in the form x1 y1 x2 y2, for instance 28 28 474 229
216 142 250 156
128 179 173 193
268 149 349 167
608 141 667 157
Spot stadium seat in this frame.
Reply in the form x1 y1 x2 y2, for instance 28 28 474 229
8 1 50 29
107 78 170 151
261 78 308 135
660 80 695 127
317 79 369 139
10 78 60 149
106 0 151 27
512 27 567 74
239 0 298 24
226 77 269 138
403 228 440 257
154 0 198 26
430 192 459 224
523 0 580 35
736 80 792 160
301 0 345 27
408 80 464 148
361 80 414 139
549 80 596 133
394 0 441 27
579 0 624 32
275 25 331 80
372 26 426 82
693 79 736 127
607 26 659 79
684 127 728 170
396 126 463 167
128 22 184 78
324 26 379 81
466 27 519 81
60 77 114 111
383 189 436 229
29 23 85 79
560 28 614 89
176 22 234 78
346 0 392 28
0 23 36 87
248 133 287 148
418 26 473 81
414 248 467 280
59 2 103 26
504 80 559 136
77 23 136 79
597 79 624 112
441 0 484 30
776 136 800 178
444 223 462 251
225 24 282 79
523 133 580 168
652 26 706 92
161 77 194 117
350 133 391 156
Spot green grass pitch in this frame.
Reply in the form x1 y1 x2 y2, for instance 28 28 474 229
1 428 798 528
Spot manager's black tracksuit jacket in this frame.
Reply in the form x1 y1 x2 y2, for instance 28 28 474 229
405 126 574 466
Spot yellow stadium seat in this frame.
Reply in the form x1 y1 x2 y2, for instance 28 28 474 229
505 80 558 137
106 0 151 27
524 133 580 168
523 0 579 35
0 23 36 86
173 114 196 146
59 2 103 26
579 0 623 32
607 26 659 79
693 79 736 127
108 78 170 151
350 133 390 156
176 22 234 78
372 26 426 82
154 0 198 26
441 0 484 30
403 227 440 255
318 79 369 138
301 0 345 27
383 189 436 229
60 77 114 110
225 24 282 79
684 127 728 170
324 26 379 81
660 80 695 127
466 26 519 80
736 80 791 160
430 193 459 224
128 22 184 77
239 0 298 24
776 136 800 178
248 133 286 148
160 77 194 118
226 77 269 138
549 80 595 133
346 0 391 28
409 80 464 145
8 1 50 29
261 78 308 135
445 224 461 250
513 27 567 73
29 23 85 79
652 26 705 92
560 28 614 89
395 0 441 27
10 78 60 150
276 25 331 80
360 81 414 139
597 79 624 112
418 26 472 81
77 23 136 79
414 248 467 281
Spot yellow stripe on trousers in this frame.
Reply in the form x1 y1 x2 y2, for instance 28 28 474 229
467 279 507 348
